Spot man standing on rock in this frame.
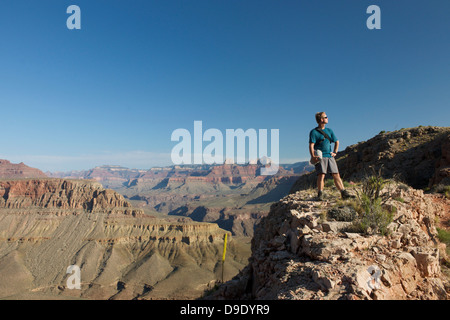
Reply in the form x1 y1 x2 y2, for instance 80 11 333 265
309 112 353 200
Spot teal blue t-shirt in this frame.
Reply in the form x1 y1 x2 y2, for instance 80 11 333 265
309 127 338 158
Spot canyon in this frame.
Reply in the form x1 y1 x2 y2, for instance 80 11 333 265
0 178 249 299
1 160 309 299
49 162 312 237
1 125 448 300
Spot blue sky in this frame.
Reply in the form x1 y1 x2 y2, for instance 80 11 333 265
0 0 449 171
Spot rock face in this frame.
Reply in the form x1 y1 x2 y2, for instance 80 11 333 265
0 160 47 179
429 133 450 186
291 126 450 193
0 179 143 217
208 184 449 300
0 179 249 299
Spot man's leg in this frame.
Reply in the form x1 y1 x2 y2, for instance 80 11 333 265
329 158 354 199
315 158 327 200
332 173 344 191
332 173 354 199
317 173 325 199
317 173 325 191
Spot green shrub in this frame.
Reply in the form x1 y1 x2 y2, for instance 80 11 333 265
353 171 393 236
360 174 386 202
432 184 450 194
327 205 358 222
353 195 393 235
437 227 450 244
437 228 450 258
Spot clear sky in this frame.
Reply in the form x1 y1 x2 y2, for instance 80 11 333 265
0 0 449 172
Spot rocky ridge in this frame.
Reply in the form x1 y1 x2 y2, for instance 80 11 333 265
208 184 449 300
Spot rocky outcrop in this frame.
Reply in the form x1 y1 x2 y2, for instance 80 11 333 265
208 184 449 300
291 126 450 193
0 160 47 179
429 133 450 186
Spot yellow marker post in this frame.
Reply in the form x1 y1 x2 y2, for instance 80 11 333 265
222 233 228 262
221 233 228 283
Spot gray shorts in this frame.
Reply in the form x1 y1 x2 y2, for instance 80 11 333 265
315 157 339 175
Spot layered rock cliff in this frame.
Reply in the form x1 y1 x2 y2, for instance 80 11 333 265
0 179 143 216
208 183 449 300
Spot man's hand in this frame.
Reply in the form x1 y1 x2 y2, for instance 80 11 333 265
331 152 337 157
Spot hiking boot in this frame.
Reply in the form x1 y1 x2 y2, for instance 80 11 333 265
317 191 324 201
340 189 355 199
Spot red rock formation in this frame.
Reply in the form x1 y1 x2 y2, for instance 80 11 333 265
0 178 143 216
0 160 47 179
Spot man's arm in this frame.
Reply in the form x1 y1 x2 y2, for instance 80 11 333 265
309 143 321 162
331 140 339 157
309 142 315 157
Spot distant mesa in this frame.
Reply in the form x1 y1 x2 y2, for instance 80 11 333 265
48 162 311 188
0 159 47 179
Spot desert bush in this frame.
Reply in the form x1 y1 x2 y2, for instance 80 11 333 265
353 195 393 236
434 184 450 199
437 227 450 259
327 205 358 222
353 171 393 235
359 173 386 202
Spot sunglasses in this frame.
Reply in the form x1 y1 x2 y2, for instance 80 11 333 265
322 116 328 119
